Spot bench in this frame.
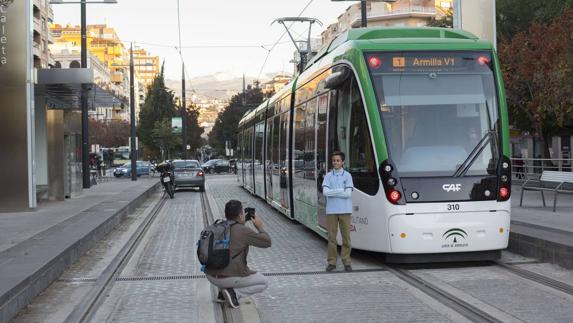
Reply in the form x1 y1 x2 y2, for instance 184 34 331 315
520 171 573 212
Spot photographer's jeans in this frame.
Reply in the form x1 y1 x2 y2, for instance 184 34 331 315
206 272 268 299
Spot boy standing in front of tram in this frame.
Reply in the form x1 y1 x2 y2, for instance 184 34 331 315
322 151 354 272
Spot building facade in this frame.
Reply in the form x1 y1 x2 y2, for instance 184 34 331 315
32 0 54 68
321 0 453 46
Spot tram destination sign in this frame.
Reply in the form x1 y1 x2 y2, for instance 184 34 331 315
366 52 492 73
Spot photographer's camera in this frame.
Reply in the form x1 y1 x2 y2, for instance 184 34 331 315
244 207 255 221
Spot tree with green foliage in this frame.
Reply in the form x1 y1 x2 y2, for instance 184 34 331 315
138 64 177 156
184 103 204 152
152 119 181 160
209 84 264 153
497 0 573 41
499 9 573 158
89 119 130 148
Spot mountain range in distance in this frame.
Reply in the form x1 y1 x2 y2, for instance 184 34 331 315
166 71 290 101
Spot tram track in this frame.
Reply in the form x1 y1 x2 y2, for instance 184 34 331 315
381 260 573 323
63 193 168 323
494 261 573 296
383 264 504 323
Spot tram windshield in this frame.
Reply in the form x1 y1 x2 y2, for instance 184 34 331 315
367 51 500 177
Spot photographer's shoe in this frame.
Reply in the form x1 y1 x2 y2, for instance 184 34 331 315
326 264 336 272
222 288 240 309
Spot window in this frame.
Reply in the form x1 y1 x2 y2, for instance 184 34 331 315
328 71 379 195
347 78 378 195
294 104 306 179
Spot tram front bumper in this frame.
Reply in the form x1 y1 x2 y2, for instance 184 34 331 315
388 211 510 254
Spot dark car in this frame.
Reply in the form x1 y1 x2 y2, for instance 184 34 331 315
201 159 231 174
173 159 205 191
113 161 151 178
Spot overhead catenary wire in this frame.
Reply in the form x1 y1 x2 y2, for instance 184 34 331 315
121 40 293 49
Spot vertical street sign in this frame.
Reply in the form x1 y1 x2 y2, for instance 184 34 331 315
172 117 182 134
453 0 496 49
0 0 36 210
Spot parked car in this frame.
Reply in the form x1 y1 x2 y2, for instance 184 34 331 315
173 159 205 191
113 161 151 178
201 159 231 174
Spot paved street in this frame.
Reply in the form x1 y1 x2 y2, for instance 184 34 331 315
11 174 573 322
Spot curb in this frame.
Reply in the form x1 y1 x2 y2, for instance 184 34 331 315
508 221 573 269
0 182 161 323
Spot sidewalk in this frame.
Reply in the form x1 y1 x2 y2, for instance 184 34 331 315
509 186 573 269
0 177 160 323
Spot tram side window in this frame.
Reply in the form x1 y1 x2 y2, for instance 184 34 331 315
237 132 242 165
245 127 253 165
272 115 280 172
255 122 264 166
304 98 317 180
294 104 306 179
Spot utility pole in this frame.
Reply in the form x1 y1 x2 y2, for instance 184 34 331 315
80 0 90 188
129 42 137 181
176 0 187 159
242 74 246 107
181 64 187 159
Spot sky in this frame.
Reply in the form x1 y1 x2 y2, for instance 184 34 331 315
52 0 353 81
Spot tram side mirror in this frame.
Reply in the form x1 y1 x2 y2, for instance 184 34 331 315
324 66 350 89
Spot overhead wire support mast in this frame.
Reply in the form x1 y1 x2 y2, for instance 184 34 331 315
272 17 322 74
176 0 188 159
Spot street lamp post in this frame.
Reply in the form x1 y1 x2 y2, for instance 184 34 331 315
50 0 117 188
129 43 136 181
331 0 396 28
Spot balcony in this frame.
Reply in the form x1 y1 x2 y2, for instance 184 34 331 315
388 5 436 15
111 72 124 83
33 17 42 33
33 42 42 58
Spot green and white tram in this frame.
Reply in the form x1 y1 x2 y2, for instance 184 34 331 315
236 27 511 262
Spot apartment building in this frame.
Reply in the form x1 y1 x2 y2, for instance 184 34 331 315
32 0 54 68
321 0 453 46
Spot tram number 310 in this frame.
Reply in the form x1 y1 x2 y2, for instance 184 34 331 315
447 204 460 211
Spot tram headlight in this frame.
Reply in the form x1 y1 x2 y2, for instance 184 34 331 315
502 162 509 169
384 165 393 173
387 177 397 186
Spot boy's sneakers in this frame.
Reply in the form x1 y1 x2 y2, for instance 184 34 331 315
344 264 353 272
222 288 240 308
326 264 336 272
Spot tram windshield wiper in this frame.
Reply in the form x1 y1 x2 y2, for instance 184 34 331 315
452 130 495 177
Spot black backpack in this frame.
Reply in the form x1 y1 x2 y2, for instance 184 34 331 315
197 219 237 271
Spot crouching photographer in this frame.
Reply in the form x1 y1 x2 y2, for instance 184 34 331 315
204 200 271 308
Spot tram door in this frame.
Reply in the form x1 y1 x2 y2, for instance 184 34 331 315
317 92 330 230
